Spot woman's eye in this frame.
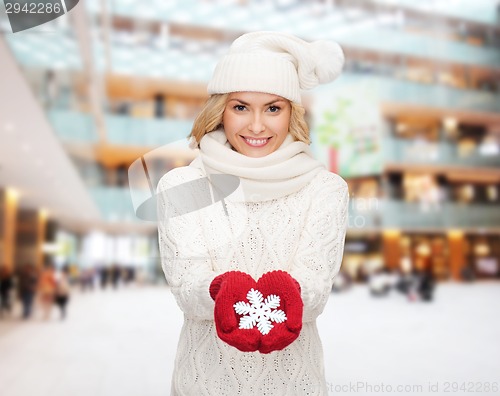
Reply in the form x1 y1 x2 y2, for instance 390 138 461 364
234 105 246 111
268 106 280 113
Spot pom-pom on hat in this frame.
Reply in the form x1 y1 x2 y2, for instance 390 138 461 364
207 31 344 104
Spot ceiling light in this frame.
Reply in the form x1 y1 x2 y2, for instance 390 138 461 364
396 123 407 133
443 117 458 131
6 187 20 201
4 122 15 132
39 208 49 219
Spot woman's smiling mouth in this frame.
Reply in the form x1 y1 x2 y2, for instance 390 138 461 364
240 136 272 147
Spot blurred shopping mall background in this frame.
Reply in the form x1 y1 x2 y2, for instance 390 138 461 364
1 0 500 287
0 0 500 395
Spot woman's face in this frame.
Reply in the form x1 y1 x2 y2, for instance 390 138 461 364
222 91 291 158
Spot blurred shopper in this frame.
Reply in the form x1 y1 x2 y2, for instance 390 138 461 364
18 264 38 319
404 269 421 302
0 264 14 317
80 268 96 292
158 31 347 395
369 268 393 297
395 256 414 296
418 266 436 302
122 266 136 286
419 174 442 213
38 262 57 320
128 267 136 284
461 265 476 282
110 264 121 289
332 271 353 293
122 266 130 287
54 266 71 320
70 264 80 284
399 267 436 303
99 266 109 289
43 69 60 108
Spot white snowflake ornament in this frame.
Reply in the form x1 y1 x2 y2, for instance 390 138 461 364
233 288 287 335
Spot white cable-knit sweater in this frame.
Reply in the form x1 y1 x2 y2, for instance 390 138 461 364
157 165 349 396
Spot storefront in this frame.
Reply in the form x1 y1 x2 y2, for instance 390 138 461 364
380 230 500 281
343 233 383 281
465 233 500 279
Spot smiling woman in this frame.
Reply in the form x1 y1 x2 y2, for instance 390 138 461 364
222 92 291 157
157 31 347 396
189 91 311 152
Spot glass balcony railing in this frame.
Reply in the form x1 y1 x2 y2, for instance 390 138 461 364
382 137 500 168
382 200 500 229
349 198 500 229
48 110 97 142
376 76 500 113
91 187 500 229
341 29 500 69
48 110 193 146
334 74 500 114
105 115 192 146
90 187 138 223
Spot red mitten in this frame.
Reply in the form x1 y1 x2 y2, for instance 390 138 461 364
256 270 303 354
209 271 261 352
209 270 303 354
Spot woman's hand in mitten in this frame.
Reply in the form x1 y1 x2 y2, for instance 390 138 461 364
209 271 261 352
209 270 303 354
256 270 303 354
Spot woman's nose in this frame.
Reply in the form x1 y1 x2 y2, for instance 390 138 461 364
248 113 265 134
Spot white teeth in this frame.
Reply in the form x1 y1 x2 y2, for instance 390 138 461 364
244 137 268 146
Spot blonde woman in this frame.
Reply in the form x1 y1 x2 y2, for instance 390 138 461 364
157 31 349 395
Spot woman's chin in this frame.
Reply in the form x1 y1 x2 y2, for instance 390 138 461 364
239 148 272 158
233 143 276 157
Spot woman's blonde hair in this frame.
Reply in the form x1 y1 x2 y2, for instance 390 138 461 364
188 93 310 145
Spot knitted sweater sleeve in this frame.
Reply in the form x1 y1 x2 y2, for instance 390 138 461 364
289 173 349 323
157 168 219 321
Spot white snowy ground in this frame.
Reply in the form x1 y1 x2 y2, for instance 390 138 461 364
0 282 498 396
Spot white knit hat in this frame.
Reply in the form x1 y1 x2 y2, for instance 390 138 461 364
207 31 344 104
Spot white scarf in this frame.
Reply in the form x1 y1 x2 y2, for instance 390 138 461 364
189 129 325 202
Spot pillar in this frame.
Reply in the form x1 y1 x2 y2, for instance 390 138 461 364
383 229 401 270
15 208 47 270
0 188 19 273
447 230 466 280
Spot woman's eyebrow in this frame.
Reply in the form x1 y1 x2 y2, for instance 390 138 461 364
228 99 250 105
264 99 285 106
228 99 285 106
